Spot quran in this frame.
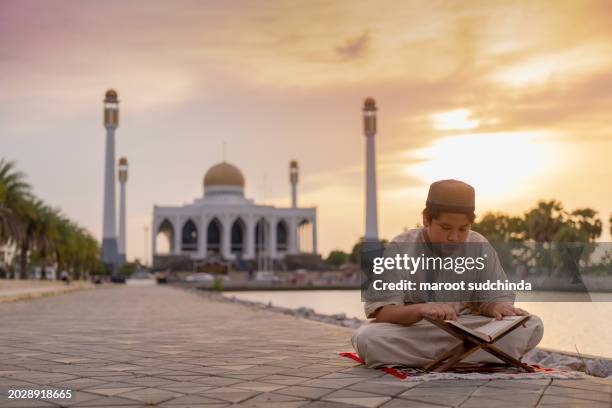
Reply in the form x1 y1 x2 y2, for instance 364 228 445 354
443 315 530 343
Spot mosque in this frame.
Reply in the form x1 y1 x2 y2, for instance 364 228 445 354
100 90 379 273
151 161 318 269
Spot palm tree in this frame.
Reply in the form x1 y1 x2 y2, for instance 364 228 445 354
568 208 602 242
54 215 75 278
32 204 60 279
16 198 41 279
0 159 32 246
524 200 565 243
1 158 102 280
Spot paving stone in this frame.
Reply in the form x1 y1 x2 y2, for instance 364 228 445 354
544 385 611 400
551 378 612 393
57 390 106 406
257 375 310 386
323 397 390 408
470 389 542 405
200 388 261 403
246 393 308 403
345 380 414 397
50 378 109 390
114 387 182 404
274 386 334 399
79 382 139 390
540 390 612 403
460 396 522 408
193 377 244 387
400 392 469 407
300 378 364 389
157 394 232 405
380 399 444 408
0 399 59 407
538 393 612 406
486 379 546 392
232 381 287 393
122 377 178 387
159 404 229 408
414 379 488 388
84 387 146 397
159 384 214 394
235 402 307 408
301 402 363 408
76 395 145 406
405 384 478 395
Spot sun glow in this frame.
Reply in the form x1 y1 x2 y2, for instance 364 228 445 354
406 131 560 201
431 109 480 131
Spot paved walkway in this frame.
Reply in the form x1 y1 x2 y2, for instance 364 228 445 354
0 285 610 407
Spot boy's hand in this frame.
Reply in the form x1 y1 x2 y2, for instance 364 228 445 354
484 302 529 320
419 303 457 321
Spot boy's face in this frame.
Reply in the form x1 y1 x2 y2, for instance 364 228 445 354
423 212 471 243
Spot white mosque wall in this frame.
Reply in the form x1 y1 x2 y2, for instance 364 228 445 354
152 203 317 262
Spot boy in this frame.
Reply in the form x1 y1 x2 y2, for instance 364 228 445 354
352 179 543 368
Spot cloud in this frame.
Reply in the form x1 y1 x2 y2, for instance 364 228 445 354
334 31 370 60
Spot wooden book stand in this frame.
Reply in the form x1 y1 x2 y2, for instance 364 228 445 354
423 315 535 373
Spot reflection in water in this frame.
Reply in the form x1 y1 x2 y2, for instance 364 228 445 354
227 290 612 358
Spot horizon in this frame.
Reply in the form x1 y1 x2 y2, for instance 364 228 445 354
2 0 612 261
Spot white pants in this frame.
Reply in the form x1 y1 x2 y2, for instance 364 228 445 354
351 314 544 368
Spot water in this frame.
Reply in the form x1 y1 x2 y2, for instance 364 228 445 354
227 290 612 358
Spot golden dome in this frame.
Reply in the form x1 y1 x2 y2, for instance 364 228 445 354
203 162 245 187
119 157 128 165
105 89 118 100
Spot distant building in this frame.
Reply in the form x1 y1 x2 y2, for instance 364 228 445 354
151 161 317 268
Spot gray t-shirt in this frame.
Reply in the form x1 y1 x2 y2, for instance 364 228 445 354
364 227 514 318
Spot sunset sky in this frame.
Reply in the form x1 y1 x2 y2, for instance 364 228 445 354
2 0 611 261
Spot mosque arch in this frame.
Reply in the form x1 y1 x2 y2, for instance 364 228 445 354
181 219 198 252
255 218 270 255
231 217 246 255
276 219 288 252
207 217 222 254
298 218 313 253
155 218 175 254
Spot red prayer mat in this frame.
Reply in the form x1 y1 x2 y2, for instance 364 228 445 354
339 351 556 380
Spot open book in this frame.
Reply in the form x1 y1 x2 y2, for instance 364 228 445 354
443 315 530 343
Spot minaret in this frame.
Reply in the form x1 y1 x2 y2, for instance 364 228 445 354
289 160 298 208
117 157 128 265
363 97 379 242
101 89 119 271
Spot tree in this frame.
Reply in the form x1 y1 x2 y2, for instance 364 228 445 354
524 200 566 243
16 198 43 279
0 159 31 246
472 213 525 242
349 238 388 264
325 250 349 267
567 208 602 242
1 158 102 280
32 204 61 279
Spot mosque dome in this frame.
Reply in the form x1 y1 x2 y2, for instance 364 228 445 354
204 162 245 189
